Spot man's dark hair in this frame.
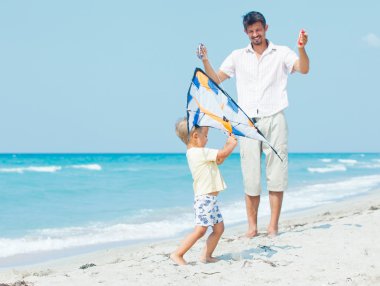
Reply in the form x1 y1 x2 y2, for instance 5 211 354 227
243 11 266 30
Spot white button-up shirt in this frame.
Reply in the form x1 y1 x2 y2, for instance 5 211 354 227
220 41 298 118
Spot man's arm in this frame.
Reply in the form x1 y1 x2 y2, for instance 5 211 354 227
216 135 238 165
198 45 229 84
292 31 310 74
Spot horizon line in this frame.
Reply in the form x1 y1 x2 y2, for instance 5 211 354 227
1 152 379 155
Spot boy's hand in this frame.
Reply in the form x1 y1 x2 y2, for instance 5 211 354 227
196 43 208 61
297 29 308 48
227 134 238 147
216 134 238 165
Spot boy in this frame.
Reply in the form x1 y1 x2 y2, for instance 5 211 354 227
170 118 237 265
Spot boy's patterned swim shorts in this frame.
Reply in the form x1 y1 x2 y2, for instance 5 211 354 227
194 194 223 227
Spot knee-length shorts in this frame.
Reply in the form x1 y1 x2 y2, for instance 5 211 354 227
240 111 288 196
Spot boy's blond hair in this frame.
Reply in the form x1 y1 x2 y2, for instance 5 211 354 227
175 117 200 145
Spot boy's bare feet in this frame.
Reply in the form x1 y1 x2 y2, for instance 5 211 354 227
200 256 220 263
170 253 187 265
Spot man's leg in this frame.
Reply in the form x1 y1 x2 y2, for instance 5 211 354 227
240 136 262 238
245 194 260 237
264 111 288 236
268 191 283 236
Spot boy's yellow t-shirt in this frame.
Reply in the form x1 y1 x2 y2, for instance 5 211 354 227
186 147 227 196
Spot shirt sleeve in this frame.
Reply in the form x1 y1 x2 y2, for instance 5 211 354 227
201 148 218 162
283 47 299 74
219 52 235 78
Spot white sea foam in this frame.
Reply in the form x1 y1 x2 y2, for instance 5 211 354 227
307 164 347 173
359 159 380 168
0 168 23 173
288 174 380 201
0 217 193 258
0 166 62 173
0 164 103 173
347 159 380 169
320 159 332 163
338 159 358 165
358 163 380 169
70 164 102 171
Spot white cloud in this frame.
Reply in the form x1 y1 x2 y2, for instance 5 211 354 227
363 33 380 48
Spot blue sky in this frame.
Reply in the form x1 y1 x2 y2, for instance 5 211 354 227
1 1 379 153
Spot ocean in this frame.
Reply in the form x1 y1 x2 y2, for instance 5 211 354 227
1 153 380 266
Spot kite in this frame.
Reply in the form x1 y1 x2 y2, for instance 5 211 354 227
186 67 282 161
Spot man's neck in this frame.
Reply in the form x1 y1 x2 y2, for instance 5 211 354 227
251 39 268 56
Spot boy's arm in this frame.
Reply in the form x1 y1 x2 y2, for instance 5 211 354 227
216 135 238 165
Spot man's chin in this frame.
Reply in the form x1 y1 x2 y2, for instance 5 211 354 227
251 40 262 46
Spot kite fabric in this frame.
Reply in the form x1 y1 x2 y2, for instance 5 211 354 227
186 68 282 161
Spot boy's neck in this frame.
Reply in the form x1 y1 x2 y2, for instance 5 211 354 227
187 141 201 149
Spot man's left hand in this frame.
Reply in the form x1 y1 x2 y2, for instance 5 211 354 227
298 29 308 48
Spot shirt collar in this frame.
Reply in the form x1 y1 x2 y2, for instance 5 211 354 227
246 40 277 54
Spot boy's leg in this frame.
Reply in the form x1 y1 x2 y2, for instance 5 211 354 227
170 226 207 265
200 221 224 263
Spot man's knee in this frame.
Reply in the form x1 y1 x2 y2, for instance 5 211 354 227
245 194 260 204
244 184 262 196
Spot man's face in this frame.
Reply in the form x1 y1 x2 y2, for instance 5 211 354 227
245 22 268 46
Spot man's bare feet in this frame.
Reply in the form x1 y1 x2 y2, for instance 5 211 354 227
170 253 187 265
267 227 278 237
200 256 220 263
245 228 258 238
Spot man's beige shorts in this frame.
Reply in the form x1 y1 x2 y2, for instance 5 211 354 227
240 111 288 196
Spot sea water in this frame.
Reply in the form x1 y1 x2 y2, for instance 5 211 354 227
1 153 380 265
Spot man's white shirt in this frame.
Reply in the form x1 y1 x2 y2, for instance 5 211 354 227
220 41 298 118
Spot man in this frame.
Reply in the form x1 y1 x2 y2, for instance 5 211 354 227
197 11 309 237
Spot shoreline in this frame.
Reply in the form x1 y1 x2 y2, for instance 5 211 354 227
1 189 379 285
1 189 376 270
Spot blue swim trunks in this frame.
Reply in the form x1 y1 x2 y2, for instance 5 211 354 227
194 194 223 227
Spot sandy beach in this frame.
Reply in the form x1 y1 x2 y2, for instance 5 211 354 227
1 191 379 286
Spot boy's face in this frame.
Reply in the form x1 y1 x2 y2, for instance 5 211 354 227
196 127 208 147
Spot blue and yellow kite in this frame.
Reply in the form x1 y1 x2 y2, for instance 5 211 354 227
187 68 281 160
